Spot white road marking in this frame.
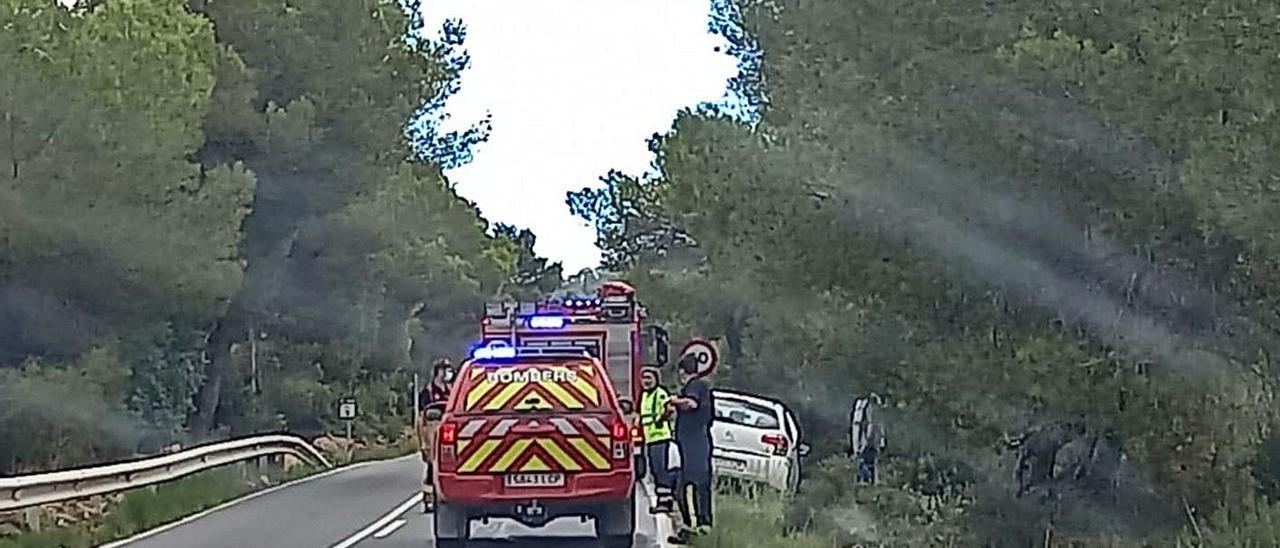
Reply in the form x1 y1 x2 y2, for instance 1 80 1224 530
372 519 407 539
101 455 417 548
330 495 420 548
640 478 678 547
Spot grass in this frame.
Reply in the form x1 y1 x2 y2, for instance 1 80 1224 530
693 488 838 548
0 466 277 548
0 439 415 548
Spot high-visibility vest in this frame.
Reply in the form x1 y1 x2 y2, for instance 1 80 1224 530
641 387 673 443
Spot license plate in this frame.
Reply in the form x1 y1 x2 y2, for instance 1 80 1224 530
715 457 747 472
504 473 565 488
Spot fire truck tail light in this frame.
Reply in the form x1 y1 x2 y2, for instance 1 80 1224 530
440 422 458 446
610 418 631 461
611 419 629 441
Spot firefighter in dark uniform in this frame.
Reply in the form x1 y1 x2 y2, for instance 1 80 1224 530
667 355 715 544
419 358 454 411
418 358 454 512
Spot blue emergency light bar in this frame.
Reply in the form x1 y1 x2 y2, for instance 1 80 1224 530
471 342 516 360
528 316 567 329
469 341 592 362
561 296 600 308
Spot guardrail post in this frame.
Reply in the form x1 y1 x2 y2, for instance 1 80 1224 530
241 455 259 484
268 454 284 483
23 507 40 532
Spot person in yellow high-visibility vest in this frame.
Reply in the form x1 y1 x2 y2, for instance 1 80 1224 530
640 367 677 512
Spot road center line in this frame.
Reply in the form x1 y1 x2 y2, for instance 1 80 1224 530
373 519 408 539
331 495 419 548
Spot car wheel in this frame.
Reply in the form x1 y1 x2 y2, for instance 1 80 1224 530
600 534 635 548
595 498 636 545
433 501 468 547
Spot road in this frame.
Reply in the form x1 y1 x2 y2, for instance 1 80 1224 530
106 455 669 548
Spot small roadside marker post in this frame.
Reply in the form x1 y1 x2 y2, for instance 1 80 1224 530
339 396 358 461
412 373 421 432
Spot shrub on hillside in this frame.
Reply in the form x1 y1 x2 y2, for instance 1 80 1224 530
783 456 972 547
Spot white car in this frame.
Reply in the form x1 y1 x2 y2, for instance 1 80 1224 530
710 389 809 493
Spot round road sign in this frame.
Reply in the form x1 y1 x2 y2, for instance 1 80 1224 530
679 339 719 377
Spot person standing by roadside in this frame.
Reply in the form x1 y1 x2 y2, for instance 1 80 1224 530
640 367 677 513
418 358 454 412
667 355 715 545
419 358 455 512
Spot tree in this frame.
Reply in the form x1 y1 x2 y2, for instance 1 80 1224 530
577 0 1280 543
184 0 510 436
493 224 564 298
0 0 524 470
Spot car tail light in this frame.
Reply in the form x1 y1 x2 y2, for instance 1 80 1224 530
435 421 460 469
611 418 630 461
440 422 459 445
762 433 789 456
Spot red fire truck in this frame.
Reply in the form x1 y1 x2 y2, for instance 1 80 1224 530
421 281 671 547
477 281 670 468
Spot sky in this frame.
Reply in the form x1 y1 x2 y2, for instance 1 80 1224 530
419 0 740 273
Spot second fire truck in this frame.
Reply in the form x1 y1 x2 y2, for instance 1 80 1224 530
477 281 669 469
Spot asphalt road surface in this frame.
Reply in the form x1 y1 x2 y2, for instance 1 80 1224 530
107 455 669 548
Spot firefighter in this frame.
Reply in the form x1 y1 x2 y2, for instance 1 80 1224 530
419 358 455 512
667 355 714 545
419 358 454 411
640 366 676 513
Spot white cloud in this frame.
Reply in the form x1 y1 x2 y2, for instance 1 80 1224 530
420 0 738 273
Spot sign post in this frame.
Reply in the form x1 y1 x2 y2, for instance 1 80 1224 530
679 338 720 378
412 373 421 432
338 396 358 461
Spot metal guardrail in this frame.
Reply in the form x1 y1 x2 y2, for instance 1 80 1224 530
0 434 332 512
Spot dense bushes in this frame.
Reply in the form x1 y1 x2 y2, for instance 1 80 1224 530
575 0 1280 544
0 0 537 474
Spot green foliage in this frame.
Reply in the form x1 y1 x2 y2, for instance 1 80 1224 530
493 224 564 298
122 325 207 446
694 489 836 548
780 457 972 547
575 0 1280 544
0 0 253 331
0 0 519 474
0 346 139 474
1181 501 1280 548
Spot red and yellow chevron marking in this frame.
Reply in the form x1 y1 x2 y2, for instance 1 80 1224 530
454 417 612 474
461 364 601 412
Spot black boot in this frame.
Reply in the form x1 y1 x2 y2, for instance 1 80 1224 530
667 530 691 545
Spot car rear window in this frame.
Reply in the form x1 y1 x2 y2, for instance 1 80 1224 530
452 360 611 414
714 397 781 430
